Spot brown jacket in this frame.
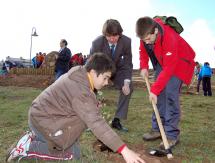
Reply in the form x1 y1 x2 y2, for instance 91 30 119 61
29 66 124 152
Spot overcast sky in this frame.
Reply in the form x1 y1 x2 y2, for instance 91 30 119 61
0 0 215 68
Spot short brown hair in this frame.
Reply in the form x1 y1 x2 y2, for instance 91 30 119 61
136 17 157 39
85 53 116 76
61 39 68 46
102 19 123 36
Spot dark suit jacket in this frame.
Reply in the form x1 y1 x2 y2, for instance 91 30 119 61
90 35 133 88
55 47 71 72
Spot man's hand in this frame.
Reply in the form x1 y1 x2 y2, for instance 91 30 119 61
149 92 157 104
122 80 130 95
121 146 145 163
140 69 148 79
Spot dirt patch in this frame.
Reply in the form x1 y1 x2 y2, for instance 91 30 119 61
93 141 181 163
133 81 147 89
1 74 212 92
131 144 181 163
181 90 197 95
0 74 148 89
103 98 117 106
0 74 54 89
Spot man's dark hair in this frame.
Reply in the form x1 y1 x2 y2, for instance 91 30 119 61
102 19 123 36
136 17 157 39
204 62 210 66
62 39 68 46
85 53 116 76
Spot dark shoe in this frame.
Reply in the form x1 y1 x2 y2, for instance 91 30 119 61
159 138 179 150
111 119 128 132
143 130 161 141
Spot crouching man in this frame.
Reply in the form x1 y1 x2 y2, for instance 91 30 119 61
6 53 145 163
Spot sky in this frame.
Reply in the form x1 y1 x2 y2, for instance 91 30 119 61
0 0 215 68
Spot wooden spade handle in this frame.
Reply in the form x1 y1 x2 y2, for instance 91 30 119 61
144 76 173 159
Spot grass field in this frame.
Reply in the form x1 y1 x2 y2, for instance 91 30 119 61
0 85 215 163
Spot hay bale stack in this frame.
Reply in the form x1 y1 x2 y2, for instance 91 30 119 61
41 51 58 68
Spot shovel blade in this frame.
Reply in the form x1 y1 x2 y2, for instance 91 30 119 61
149 149 168 157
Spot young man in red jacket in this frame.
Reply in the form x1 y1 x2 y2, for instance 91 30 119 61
136 16 195 148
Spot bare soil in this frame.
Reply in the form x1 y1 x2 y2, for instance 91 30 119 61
93 140 182 163
0 74 54 89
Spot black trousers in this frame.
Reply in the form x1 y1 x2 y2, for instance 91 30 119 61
202 77 212 96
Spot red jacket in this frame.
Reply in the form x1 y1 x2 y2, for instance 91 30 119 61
139 18 195 95
70 54 83 65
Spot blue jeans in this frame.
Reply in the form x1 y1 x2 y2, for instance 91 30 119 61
28 120 81 160
55 69 67 80
152 64 182 140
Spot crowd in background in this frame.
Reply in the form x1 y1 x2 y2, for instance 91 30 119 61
0 40 213 98
32 52 46 68
194 61 213 96
0 48 90 77
31 51 89 70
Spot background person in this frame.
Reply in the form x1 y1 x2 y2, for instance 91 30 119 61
55 39 71 80
199 62 213 96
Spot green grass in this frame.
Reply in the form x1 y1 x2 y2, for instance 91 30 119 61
0 86 215 162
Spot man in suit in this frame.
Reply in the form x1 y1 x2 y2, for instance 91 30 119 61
55 39 72 80
90 19 133 132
